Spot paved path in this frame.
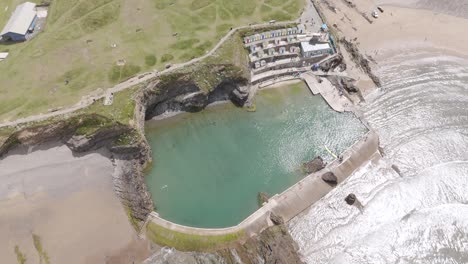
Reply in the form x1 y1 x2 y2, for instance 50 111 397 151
301 71 354 112
146 131 379 238
301 72 320 94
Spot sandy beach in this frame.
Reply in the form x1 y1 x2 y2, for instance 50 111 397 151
0 144 151 264
310 0 468 96
317 0 468 60
287 2 468 263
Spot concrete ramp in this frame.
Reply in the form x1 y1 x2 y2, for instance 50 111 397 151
302 71 353 112
301 72 320 95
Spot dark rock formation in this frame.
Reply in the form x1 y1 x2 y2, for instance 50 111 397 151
321 171 338 186
270 212 285 225
218 225 305 264
0 114 128 157
113 152 153 222
392 164 403 177
143 71 250 120
258 192 269 207
378 145 385 156
303 156 326 174
345 193 357 205
0 114 154 226
341 38 382 87
326 75 359 94
319 53 345 72
66 125 129 152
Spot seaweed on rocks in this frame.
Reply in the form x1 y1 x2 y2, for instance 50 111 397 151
341 38 382 87
303 156 326 174
217 224 305 264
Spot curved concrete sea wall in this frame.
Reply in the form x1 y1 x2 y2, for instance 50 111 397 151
145 130 380 239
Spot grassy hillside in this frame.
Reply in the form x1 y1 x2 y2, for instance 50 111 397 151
0 0 304 121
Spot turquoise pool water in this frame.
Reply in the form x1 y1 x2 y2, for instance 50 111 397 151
144 82 367 228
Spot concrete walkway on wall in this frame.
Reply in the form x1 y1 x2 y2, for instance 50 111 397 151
251 67 309 83
301 72 320 95
258 75 302 88
301 71 354 112
145 130 380 238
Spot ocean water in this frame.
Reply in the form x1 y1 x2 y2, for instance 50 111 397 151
288 50 468 263
144 82 367 228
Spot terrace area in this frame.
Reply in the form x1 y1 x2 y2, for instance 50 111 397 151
243 23 335 82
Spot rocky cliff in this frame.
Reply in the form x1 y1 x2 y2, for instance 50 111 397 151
217 224 305 264
141 68 250 120
0 113 155 224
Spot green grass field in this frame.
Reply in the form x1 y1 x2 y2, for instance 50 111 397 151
0 0 304 121
146 221 245 251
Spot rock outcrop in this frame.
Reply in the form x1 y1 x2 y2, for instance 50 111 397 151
321 171 338 186
270 212 285 225
319 53 345 72
66 125 130 152
258 192 269 207
0 114 154 226
0 114 128 156
113 152 153 222
217 224 305 264
303 156 326 174
142 70 250 120
340 38 382 88
326 75 359 94
345 193 357 205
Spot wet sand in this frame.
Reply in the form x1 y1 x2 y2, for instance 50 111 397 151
318 0 468 59
0 144 151 264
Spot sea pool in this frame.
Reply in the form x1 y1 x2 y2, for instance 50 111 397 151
145 82 367 228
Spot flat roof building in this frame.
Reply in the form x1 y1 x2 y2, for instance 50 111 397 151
300 42 333 58
0 2 37 42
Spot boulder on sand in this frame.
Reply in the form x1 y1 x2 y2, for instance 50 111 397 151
321 171 338 186
303 156 325 174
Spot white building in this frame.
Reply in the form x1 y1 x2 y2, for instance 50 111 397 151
0 2 37 42
300 42 333 58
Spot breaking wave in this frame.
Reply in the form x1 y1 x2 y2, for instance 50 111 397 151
289 50 468 263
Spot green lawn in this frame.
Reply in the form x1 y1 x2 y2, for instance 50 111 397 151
146 221 245 251
0 0 304 121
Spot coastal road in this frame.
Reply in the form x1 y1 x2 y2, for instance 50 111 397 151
0 2 318 128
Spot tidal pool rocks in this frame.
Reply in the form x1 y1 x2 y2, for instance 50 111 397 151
258 192 269 207
321 171 338 186
303 156 325 174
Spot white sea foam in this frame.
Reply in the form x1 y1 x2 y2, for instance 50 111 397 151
289 51 468 263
